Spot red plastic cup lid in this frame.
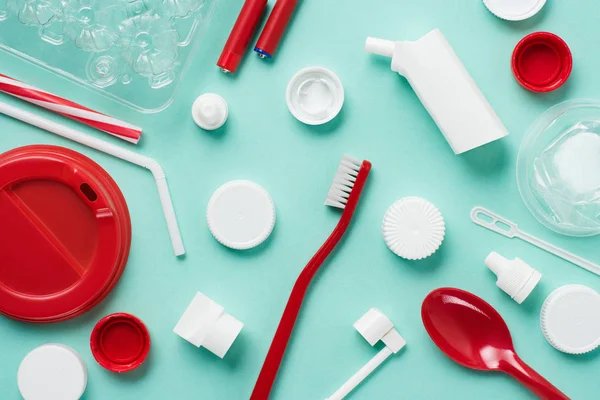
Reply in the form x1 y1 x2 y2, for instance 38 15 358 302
0 145 131 323
512 32 572 93
91 313 151 372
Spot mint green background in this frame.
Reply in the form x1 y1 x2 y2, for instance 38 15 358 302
1 0 600 398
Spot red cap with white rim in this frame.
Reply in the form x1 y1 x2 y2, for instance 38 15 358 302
91 313 151 372
512 32 572 93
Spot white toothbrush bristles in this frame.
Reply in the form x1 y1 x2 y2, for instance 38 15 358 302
325 155 362 209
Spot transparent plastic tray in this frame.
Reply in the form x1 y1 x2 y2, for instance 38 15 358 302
0 0 218 113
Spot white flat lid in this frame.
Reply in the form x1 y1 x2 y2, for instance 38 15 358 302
483 0 546 21
18 344 87 400
286 66 344 125
207 180 276 250
541 285 600 354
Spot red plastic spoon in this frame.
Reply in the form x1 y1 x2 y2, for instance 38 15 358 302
421 288 569 400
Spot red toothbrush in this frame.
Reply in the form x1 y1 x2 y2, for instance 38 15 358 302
250 155 372 399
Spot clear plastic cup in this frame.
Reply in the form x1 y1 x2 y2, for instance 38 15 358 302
517 99 600 237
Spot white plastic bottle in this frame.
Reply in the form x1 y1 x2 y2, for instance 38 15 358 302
365 29 508 154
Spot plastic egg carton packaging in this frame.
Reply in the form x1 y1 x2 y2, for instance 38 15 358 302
0 0 218 112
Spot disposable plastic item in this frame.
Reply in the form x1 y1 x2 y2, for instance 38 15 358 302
422 288 569 399
173 292 244 358
471 207 600 277
0 0 219 112
365 29 508 154
512 32 572 93
483 0 546 21
326 308 406 400
0 145 131 323
18 344 87 400
207 180 276 250
0 100 185 256
518 99 600 237
541 285 600 354
0 73 142 143
192 93 228 130
286 66 344 125
382 197 445 260
217 0 267 73
251 155 372 400
90 313 151 372
484 252 542 304
254 0 298 59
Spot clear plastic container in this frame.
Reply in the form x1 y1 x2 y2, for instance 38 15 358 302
517 99 600 237
0 0 218 113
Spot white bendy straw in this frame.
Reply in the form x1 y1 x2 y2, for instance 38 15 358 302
0 100 185 256
471 206 599 276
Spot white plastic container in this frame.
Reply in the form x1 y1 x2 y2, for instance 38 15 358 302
365 29 508 154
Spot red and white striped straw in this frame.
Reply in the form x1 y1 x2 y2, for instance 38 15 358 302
0 73 142 144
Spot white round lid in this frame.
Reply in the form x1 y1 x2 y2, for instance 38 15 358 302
541 284 600 354
192 93 228 130
286 66 344 125
18 344 87 400
483 0 546 21
382 197 445 260
207 180 276 250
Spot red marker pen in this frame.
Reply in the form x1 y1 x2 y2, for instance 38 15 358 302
254 0 298 59
217 0 268 73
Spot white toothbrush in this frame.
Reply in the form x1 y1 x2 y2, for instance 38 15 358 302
471 206 600 277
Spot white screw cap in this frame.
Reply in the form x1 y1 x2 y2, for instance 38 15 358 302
192 93 228 130
485 252 542 304
382 197 446 260
354 308 406 353
173 292 244 358
207 180 276 250
483 0 546 21
18 344 87 400
541 284 600 354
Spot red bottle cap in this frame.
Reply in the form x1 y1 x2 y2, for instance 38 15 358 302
91 313 151 373
512 32 572 93
0 145 131 323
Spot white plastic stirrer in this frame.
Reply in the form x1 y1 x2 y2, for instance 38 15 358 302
0 100 185 256
471 207 600 277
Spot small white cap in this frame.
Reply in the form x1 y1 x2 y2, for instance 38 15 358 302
541 285 600 354
173 292 244 359
484 252 542 304
354 308 406 353
382 197 445 260
483 0 546 21
207 180 276 250
18 344 87 400
192 93 228 130
286 66 344 125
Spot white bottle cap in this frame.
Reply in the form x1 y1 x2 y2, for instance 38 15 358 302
483 0 546 21
541 284 600 354
173 292 244 359
286 66 344 125
484 252 542 304
18 344 87 400
354 308 406 353
382 197 445 260
207 180 276 250
192 93 228 130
